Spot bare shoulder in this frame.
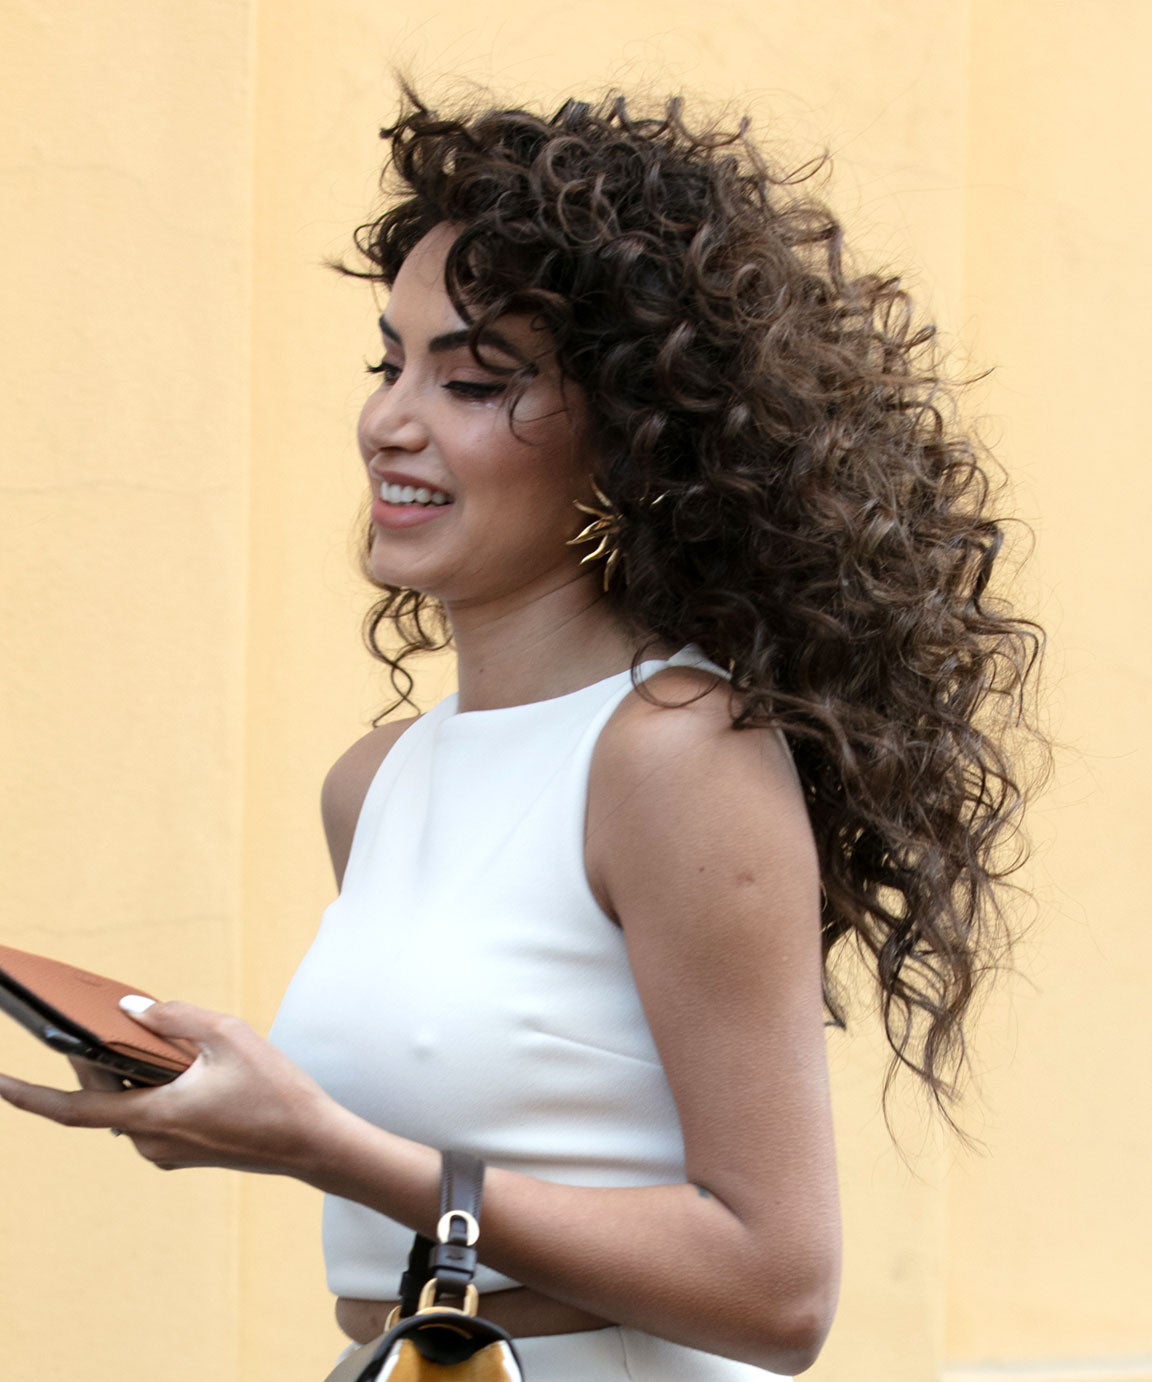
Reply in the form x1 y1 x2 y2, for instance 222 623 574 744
594 666 794 763
587 668 814 918
321 717 419 889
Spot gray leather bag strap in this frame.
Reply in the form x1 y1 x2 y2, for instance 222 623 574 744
320 1151 490 1382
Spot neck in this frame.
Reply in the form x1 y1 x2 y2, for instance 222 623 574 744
445 572 657 713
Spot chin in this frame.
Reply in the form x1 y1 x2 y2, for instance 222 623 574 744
366 551 449 603
367 558 420 592
364 531 414 589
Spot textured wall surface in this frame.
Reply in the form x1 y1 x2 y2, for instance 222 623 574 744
0 2 1146 1379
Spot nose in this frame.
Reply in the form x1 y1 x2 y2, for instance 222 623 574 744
358 379 429 457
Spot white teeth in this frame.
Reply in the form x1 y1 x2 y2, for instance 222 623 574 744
380 481 452 507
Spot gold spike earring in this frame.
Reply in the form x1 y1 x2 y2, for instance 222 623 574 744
567 483 623 591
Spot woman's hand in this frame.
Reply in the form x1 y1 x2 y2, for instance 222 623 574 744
0 1001 338 1177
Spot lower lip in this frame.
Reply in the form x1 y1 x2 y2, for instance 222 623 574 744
370 497 455 530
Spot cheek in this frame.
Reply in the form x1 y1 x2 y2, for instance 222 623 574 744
499 410 587 497
459 417 561 493
495 448 584 523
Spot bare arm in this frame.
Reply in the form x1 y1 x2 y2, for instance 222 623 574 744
0 678 839 1371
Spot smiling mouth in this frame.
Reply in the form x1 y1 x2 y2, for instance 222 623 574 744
379 481 453 507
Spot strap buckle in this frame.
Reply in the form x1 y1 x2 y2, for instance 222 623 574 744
436 1209 480 1246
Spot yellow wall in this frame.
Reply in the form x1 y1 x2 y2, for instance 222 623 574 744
945 1 1152 1372
0 3 1146 1380
0 2 253 1376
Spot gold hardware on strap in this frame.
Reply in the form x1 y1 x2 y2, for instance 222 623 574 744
417 1279 480 1316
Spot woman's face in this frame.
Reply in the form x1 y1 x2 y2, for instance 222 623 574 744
358 223 593 608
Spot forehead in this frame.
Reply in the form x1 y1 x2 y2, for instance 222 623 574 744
387 224 464 331
386 224 551 361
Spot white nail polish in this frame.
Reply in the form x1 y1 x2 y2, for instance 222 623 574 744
119 994 156 1015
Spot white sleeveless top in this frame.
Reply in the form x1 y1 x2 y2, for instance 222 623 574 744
270 647 726 1299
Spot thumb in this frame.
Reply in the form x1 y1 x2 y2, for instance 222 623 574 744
118 996 221 1049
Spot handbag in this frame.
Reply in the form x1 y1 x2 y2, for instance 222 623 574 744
325 1151 524 1382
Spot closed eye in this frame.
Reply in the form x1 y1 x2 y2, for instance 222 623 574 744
444 380 507 401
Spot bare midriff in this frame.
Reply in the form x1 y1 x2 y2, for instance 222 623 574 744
337 1289 612 1344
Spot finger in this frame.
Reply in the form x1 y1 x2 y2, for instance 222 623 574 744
0 1072 149 1130
120 998 249 1054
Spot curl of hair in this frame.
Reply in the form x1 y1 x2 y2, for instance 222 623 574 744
343 87 1047 1122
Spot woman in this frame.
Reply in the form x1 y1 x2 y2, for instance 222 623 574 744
0 92 1041 1378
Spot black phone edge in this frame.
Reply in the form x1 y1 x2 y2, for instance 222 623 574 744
0 973 180 1086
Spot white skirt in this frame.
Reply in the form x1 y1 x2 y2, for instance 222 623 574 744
334 1328 789 1380
518 1327 789 1378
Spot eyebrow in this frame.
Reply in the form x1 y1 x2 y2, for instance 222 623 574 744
378 315 527 365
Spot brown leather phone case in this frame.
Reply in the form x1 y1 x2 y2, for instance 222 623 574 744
0 943 195 1083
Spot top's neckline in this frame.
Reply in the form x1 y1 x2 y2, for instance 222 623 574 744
443 646 715 722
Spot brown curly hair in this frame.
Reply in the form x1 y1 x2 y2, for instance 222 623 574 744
343 87 1046 1121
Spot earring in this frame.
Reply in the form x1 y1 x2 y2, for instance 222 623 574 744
567 484 623 591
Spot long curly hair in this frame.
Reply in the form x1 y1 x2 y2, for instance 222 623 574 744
343 87 1047 1121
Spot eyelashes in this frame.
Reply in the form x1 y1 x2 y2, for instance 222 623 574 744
366 359 508 401
444 380 508 400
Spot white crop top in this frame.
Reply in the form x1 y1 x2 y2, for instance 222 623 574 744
270 647 727 1299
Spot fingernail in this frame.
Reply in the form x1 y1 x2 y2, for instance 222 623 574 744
119 994 156 1015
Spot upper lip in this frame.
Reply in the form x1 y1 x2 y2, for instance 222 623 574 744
372 468 454 498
